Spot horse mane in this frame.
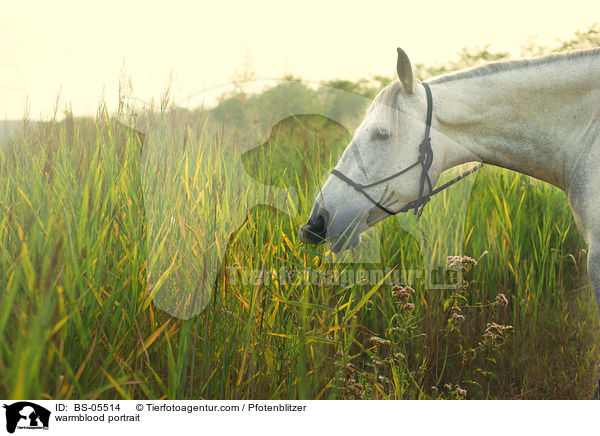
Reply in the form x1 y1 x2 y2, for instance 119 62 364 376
428 47 600 84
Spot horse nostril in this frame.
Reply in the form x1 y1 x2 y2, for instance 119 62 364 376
299 207 328 244
312 214 325 233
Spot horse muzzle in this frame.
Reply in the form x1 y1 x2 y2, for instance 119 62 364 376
299 206 328 244
299 205 364 252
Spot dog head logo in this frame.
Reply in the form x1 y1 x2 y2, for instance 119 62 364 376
121 80 478 318
3 402 50 434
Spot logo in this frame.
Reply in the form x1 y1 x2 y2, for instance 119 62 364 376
2 402 50 434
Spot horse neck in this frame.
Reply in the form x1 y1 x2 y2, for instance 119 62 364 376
431 55 600 190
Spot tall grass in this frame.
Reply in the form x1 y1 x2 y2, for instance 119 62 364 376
0 105 598 400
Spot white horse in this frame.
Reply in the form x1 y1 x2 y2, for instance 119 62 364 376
299 47 600 315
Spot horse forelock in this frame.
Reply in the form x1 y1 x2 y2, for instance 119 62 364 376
365 81 402 131
372 81 401 109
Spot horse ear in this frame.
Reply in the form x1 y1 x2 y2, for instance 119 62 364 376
396 48 415 94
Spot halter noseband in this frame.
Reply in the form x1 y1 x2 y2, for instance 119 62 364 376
330 82 482 218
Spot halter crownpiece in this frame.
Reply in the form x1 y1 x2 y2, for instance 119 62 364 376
330 82 483 218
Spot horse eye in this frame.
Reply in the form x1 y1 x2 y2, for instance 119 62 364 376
375 129 390 141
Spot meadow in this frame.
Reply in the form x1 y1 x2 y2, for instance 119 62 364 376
1 26 599 400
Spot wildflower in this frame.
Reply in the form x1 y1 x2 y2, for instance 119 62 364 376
447 255 477 272
483 322 514 344
372 359 383 367
378 375 390 383
451 313 466 322
369 336 389 346
496 293 509 306
392 285 415 301
485 322 514 334
394 352 405 360
345 378 364 398
443 383 467 398
404 302 415 310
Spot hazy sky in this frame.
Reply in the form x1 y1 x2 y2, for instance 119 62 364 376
1 0 598 119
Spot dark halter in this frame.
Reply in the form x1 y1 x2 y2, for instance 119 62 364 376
330 82 483 218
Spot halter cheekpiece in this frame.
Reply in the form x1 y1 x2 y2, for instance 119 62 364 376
330 82 483 218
